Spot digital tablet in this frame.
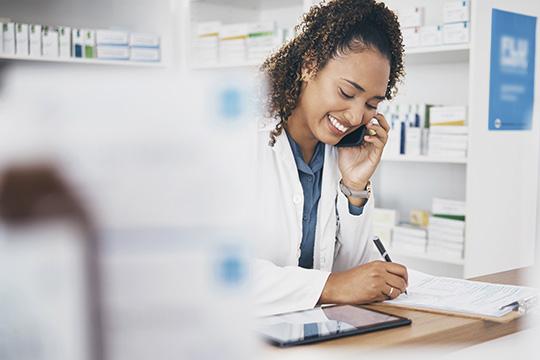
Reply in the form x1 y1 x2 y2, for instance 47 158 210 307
257 304 411 347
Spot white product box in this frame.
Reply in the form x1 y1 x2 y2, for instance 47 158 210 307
373 208 399 227
15 23 29 55
2 22 15 55
402 27 420 48
247 21 277 62
443 22 470 44
444 1 470 24
29 24 42 56
41 26 59 58
130 47 160 62
196 21 220 37
219 23 248 63
194 22 220 65
57 26 71 58
129 33 160 48
83 29 95 58
96 29 129 46
406 127 422 156
430 106 467 125
96 45 129 60
420 25 443 47
399 7 425 28
72 28 84 58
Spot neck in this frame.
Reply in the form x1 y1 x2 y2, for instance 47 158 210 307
286 108 319 164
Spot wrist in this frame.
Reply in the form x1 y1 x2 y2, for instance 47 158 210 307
320 273 338 304
341 178 368 192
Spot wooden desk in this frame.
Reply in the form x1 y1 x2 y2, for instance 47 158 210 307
270 267 537 353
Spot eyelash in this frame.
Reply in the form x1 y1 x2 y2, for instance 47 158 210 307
339 88 378 110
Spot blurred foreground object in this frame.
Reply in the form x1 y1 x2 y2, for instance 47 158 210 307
0 165 103 360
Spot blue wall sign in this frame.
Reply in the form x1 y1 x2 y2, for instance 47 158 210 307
489 9 536 131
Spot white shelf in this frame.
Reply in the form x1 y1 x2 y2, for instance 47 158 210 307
191 60 261 70
0 54 164 68
382 155 467 164
404 43 470 64
390 247 465 265
191 43 471 70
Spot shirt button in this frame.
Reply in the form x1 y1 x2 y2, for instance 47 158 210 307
293 194 302 204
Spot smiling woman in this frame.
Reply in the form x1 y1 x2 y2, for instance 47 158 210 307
254 0 408 317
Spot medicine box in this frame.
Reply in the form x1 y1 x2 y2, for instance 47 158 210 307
130 47 160 62
41 26 59 58
443 1 470 24
443 22 470 44
29 24 42 56
96 45 129 60
419 25 443 47
15 23 29 55
399 7 425 28
402 27 420 48
96 29 129 46
429 106 467 126
58 26 71 58
2 22 15 55
83 29 96 58
72 28 84 58
129 33 160 48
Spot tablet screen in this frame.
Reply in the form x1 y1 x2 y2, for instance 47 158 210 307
257 305 410 347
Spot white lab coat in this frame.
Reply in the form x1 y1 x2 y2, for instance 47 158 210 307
253 118 379 316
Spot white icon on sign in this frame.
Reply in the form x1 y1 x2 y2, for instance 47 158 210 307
500 35 528 71
495 118 502 128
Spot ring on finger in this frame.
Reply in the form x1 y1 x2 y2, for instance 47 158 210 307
388 287 394 297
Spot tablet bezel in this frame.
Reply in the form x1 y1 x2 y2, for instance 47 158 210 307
259 304 412 347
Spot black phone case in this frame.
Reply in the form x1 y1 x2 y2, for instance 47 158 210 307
335 125 366 147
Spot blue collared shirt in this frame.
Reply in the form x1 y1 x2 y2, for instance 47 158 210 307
286 132 365 269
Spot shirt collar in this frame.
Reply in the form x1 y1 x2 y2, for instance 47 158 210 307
285 130 325 174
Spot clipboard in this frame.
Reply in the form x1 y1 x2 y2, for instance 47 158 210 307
375 301 523 323
379 269 538 323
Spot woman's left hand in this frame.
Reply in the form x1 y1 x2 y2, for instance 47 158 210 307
337 113 390 190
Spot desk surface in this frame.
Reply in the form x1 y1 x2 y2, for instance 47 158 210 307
269 267 537 353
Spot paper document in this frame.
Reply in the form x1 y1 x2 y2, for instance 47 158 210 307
386 270 538 317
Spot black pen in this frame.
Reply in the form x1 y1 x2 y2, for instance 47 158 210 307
372 236 408 295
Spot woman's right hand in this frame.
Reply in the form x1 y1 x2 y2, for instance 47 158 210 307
319 261 408 304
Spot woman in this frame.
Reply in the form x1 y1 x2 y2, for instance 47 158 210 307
254 0 408 316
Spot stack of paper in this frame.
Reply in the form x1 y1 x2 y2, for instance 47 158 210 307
385 269 538 319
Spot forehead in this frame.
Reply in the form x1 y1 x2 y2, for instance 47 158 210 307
320 49 390 95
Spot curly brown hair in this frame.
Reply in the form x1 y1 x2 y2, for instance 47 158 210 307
261 0 404 146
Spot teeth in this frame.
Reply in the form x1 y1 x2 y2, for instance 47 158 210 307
329 115 349 133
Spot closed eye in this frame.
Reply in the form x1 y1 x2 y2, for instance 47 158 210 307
366 104 378 110
339 88 354 99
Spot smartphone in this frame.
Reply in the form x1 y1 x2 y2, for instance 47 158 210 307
335 125 366 147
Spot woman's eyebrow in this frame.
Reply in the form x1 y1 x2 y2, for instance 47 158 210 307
341 78 385 100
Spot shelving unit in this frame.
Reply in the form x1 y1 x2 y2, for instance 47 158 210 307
0 54 164 67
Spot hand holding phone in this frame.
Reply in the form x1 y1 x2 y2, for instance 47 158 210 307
336 114 389 196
